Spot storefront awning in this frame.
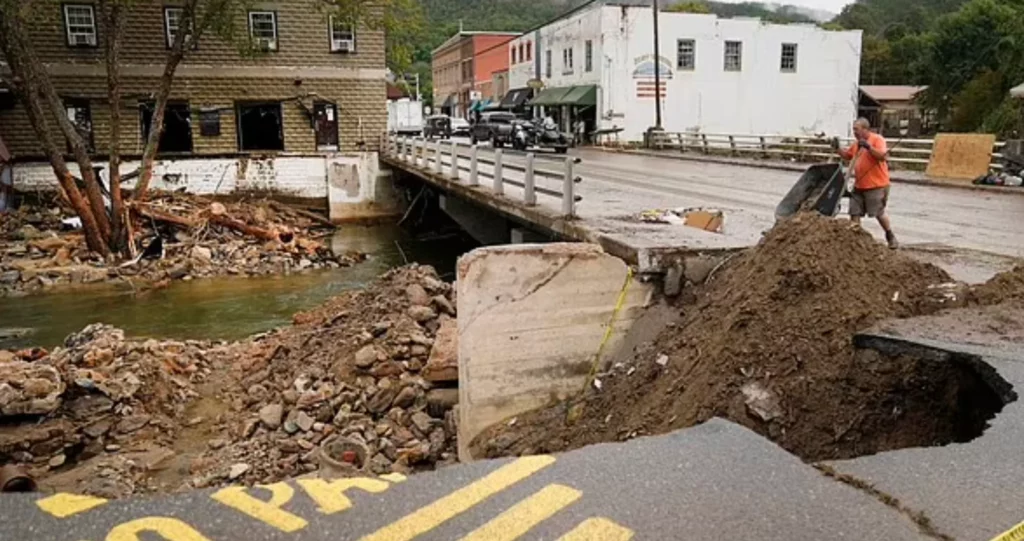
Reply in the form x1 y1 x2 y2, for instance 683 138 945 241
528 86 574 106
499 87 532 109
469 99 492 112
561 85 597 107
441 94 456 108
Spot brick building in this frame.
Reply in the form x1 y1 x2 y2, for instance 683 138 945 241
431 31 518 118
0 1 387 159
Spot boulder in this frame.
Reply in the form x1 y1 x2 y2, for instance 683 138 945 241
423 319 458 383
0 361 64 417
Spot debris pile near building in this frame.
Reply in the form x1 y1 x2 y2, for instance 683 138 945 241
0 324 224 497
0 265 460 497
187 264 460 488
473 214 974 462
1 192 360 297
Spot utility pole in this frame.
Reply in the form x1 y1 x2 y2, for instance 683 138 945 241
652 0 662 129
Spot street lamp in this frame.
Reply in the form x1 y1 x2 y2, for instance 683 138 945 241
645 0 664 147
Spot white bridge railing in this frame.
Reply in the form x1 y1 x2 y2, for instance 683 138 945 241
381 134 583 218
649 131 1007 171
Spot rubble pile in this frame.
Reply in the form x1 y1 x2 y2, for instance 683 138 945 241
474 214 963 462
969 265 1024 305
0 324 222 497
1 192 361 296
188 264 460 487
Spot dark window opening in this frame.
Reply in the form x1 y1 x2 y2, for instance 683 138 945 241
314 101 339 151
199 109 221 137
140 102 194 153
64 98 94 153
237 102 284 151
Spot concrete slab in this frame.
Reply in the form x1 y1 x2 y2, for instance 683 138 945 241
827 305 1024 541
0 419 933 541
456 243 656 461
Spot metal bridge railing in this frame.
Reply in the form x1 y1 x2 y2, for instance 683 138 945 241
382 134 583 218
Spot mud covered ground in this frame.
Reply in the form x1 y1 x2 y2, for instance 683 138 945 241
473 215 1023 462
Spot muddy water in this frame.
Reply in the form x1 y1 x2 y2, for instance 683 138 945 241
0 225 475 349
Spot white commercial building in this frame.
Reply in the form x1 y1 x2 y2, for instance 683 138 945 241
507 1 862 142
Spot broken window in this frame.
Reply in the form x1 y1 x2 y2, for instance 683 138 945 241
248 11 278 51
314 101 339 151
677 39 695 70
329 16 355 53
140 101 194 153
237 102 284 152
781 43 798 73
724 40 742 72
64 98 94 152
63 4 97 47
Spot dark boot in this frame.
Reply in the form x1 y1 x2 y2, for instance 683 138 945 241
885 230 899 250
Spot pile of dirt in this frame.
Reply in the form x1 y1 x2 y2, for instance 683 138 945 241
0 324 226 497
474 214 965 462
184 264 459 488
968 265 1024 305
1 192 361 297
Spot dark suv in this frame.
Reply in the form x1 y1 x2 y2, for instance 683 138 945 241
470 112 517 148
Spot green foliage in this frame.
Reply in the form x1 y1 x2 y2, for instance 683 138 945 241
665 1 711 14
317 0 426 72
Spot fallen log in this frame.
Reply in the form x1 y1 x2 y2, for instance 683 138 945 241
208 213 294 243
132 203 196 229
268 201 335 229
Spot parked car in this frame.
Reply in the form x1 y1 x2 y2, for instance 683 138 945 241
450 117 471 137
423 115 451 140
470 112 517 147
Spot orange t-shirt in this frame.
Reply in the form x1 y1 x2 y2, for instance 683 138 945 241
842 131 890 190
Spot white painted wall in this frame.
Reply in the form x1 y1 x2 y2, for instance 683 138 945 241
510 4 862 142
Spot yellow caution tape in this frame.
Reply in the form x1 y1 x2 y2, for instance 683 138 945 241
582 267 634 394
992 521 1024 541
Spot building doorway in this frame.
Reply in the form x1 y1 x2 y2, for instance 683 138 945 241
314 101 339 151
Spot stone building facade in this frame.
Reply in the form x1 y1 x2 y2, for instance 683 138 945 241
0 1 387 159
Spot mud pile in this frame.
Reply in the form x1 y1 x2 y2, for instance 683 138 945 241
0 325 224 497
185 264 459 488
1 192 360 296
474 214 964 461
969 265 1024 305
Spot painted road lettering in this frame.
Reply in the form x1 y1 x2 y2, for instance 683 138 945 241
458 484 582 541
992 520 1024 541
296 477 391 515
557 517 635 540
36 493 108 518
106 517 211 541
359 455 556 541
210 483 307 533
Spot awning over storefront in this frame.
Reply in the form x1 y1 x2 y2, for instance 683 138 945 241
527 85 598 107
469 99 492 112
441 94 456 108
499 87 533 109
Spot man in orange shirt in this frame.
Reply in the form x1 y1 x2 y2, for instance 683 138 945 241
835 118 898 249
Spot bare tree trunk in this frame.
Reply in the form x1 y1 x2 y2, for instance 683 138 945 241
0 6 109 255
101 0 126 252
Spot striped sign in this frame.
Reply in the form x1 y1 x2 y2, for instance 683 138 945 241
636 80 666 99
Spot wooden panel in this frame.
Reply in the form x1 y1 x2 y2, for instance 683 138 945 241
926 133 996 182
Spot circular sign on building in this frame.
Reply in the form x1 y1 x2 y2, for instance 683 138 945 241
527 79 545 90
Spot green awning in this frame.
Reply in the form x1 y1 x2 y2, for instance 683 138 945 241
470 99 492 112
528 86 574 106
561 85 597 106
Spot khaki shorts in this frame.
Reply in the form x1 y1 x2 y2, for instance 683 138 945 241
850 186 890 218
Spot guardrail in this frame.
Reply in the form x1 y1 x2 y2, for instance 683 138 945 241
649 131 1006 171
381 134 583 218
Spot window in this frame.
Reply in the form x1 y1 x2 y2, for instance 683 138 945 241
140 102 194 153
781 43 798 72
545 49 552 78
677 39 695 70
329 16 356 53
63 5 97 47
163 7 196 49
724 40 742 71
314 101 338 151
511 46 517 64
237 102 284 151
563 47 573 74
518 43 524 63
526 42 532 61
585 40 593 72
64 99 94 152
248 11 278 51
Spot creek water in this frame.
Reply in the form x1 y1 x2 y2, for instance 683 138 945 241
0 224 475 350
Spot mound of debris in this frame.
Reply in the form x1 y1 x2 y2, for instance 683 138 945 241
1 192 360 297
474 214 965 462
178 264 460 488
0 324 222 497
968 265 1024 305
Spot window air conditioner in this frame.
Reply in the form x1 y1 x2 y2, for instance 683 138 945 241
255 38 276 51
72 34 96 46
332 39 354 53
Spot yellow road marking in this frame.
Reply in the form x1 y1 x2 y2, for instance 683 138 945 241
105 517 211 541
380 473 407 483
458 484 581 541
36 493 108 518
359 455 556 541
557 517 634 541
297 477 392 515
992 520 1024 541
210 482 307 533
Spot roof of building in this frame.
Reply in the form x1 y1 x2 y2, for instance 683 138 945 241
1011 82 1024 99
432 31 522 55
860 85 928 103
387 82 409 100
